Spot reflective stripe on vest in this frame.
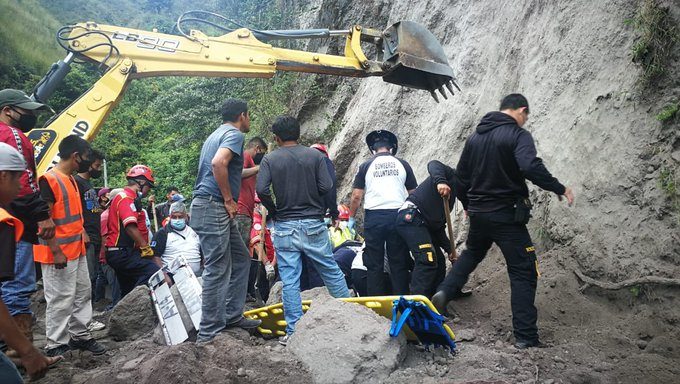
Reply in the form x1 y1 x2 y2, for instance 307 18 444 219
33 170 85 264
0 207 24 242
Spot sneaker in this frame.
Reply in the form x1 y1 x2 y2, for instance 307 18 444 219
87 320 106 332
45 344 70 357
278 335 290 346
68 338 107 355
514 339 548 349
226 317 262 330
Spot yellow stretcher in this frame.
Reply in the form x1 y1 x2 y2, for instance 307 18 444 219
243 295 456 342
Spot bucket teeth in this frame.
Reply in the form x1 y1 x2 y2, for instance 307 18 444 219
430 90 440 103
438 86 448 100
451 80 461 92
445 82 455 96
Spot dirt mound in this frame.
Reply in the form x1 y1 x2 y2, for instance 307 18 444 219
288 298 406 383
107 285 156 341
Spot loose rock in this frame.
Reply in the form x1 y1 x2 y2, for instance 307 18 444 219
108 285 156 341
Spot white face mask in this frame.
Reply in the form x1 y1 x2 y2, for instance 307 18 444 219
338 220 348 230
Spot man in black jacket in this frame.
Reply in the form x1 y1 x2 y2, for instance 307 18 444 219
432 94 574 349
395 160 463 298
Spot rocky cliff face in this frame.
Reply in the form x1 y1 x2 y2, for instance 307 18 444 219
289 0 679 379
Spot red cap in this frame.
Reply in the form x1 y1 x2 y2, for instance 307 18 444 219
311 143 329 158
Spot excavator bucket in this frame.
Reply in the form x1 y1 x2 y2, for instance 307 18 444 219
381 21 459 102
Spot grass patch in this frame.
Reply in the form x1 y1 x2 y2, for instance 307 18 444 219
655 101 679 122
626 0 679 84
658 166 680 214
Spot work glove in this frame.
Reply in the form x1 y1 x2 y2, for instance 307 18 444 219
348 217 356 230
140 245 154 258
265 264 276 281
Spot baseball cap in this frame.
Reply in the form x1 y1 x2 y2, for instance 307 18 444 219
0 142 27 171
0 89 51 112
97 188 111 198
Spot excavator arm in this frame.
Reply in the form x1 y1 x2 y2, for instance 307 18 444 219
29 15 458 174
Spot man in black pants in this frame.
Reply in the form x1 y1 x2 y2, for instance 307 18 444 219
395 160 464 298
432 94 574 349
348 130 417 295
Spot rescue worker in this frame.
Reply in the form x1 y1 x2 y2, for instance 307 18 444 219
152 201 203 276
432 94 574 349
256 116 349 346
348 130 417 295
0 143 61 382
74 149 106 331
395 160 465 297
98 188 122 310
328 204 362 248
105 165 162 297
34 135 106 356
0 89 56 356
310 143 339 222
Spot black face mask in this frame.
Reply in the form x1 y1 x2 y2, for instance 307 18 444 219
77 155 93 174
89 169 102 178
11 108 37 132
253 152 265 165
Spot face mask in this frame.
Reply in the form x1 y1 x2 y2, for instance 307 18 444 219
89 169 102 178
76 154 93 173
338 221 348 230
324 217 332 226
99 198 110 209
10 108 37 132
253 152 265 165
170 218 186 230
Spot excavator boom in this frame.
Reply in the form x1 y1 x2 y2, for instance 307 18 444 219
28 16 458 174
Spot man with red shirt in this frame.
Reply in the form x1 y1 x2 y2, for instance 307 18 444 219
0 89 56 354
105 165 161 297
235 137 267 301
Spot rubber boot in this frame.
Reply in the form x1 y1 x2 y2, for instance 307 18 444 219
431 291 449 316
5 314 33 358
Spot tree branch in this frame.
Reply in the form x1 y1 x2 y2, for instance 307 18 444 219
573 269 680 292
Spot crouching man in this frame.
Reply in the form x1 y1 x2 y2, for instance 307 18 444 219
256 116 349 346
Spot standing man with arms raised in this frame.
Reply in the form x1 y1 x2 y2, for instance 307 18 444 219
0 89 56 356
256 116 349 346
432 94 574 349
348 130 417 295
191 99 261 343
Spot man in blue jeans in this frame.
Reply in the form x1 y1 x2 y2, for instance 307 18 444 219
256 116 349 346
191 99 261 343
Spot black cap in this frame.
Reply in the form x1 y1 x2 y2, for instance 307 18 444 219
0 89 51 112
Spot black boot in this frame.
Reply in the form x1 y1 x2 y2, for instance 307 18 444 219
431 290 449 316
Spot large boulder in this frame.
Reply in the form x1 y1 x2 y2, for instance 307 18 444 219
266 281 283 306
287 298 406 384
108 285 157 341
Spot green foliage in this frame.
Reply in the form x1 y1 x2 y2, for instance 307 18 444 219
658 166 680 214
655 101 679 122
629 285 641 298
627 0 679 84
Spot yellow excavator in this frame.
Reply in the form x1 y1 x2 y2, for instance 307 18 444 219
28 10 459 174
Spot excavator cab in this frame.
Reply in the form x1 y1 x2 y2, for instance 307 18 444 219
380 21 459 102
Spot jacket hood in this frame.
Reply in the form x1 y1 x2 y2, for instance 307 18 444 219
476 111 518 134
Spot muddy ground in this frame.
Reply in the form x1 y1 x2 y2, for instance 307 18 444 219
25 244 679 384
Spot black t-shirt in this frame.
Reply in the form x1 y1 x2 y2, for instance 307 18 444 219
74 175 102 244
0 222 16 282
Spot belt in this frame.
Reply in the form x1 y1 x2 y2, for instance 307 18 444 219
194 194 225 203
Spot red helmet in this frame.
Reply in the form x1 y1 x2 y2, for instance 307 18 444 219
126 164 155 186
310 143 329 158
337 204 350 220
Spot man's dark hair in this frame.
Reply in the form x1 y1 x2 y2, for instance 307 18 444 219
91 149 105 162
58 135 91 160
499 93 530 113
167 186 179 193
221 99 248 122
271 116 300 142
247 136 267 149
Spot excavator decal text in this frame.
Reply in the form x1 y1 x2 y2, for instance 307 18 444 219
112 32 179 53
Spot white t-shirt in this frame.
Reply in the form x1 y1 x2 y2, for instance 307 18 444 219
352 152 418 210
160 226 202 269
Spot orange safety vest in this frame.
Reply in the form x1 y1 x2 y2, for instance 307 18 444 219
0 207 24 242
33 169 85 264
